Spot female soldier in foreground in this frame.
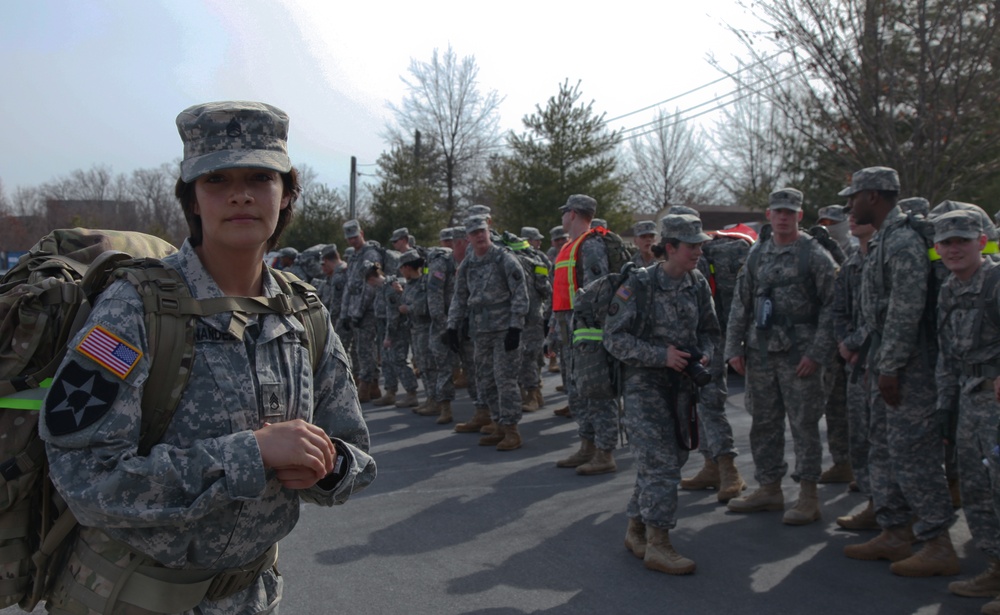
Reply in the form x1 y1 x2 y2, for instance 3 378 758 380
40 101 375 614
604 214 720 575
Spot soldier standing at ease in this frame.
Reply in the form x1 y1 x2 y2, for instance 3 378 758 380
840 167 959 576
605 214 720 575
394 250 427 411
445 215 529 450
340 220 384 402
725 188 837 525
418 233 458 423
517 226 552 413
934 210 1000 613
631 220 659 268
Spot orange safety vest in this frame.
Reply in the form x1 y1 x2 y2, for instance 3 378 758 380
552 230 596 312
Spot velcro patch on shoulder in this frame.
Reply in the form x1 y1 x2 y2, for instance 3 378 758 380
45 361 119 436
615 286 633 301
433 271 445 280
75 325 143 379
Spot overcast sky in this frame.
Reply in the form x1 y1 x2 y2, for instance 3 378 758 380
1 0 760 195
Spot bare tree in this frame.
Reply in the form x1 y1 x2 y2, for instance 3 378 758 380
623 108 715 212
129 164 186 244
387 45 504 222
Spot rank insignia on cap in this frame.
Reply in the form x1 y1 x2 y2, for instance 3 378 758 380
615 286 632 301
76 325 143 379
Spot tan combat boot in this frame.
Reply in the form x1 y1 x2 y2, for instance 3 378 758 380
368 381 382 401
480 420 497 434
496 424 522 451
577 449 617 475
454 407 491 433
836 499 879 531
644 527 696 575
681 457 720 490
395 391 419 408
521 388 541 412
533 388 545 409
716 455 747 503
843 525 914 562
435 400 453 425
357 380 371 403
372 390 396 407
948 558 1000 597
889 531 961 577
818 462 854 484
984 596 1000 615
727 482 784 513
556 438 596 468
416 400 440 416
625 518 647 559
548 355 560 373
553 404 571 417
453 367 468 389
479 424 506 446
783 480 821 525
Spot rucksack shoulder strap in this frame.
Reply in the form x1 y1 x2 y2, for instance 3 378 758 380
269 268 329 373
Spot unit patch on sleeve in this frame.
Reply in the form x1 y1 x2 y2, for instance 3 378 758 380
45 361 119 435
75 325 143 379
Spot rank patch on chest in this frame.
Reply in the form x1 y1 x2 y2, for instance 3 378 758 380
76 325 142 379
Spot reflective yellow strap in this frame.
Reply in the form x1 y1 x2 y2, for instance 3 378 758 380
422 267 429 274
710 263 716 273
554 260 576 270
510 240 530 250
534 266 549 275
573 328 603 343
0 378 53 410
928 246 941 262
985 241 999 255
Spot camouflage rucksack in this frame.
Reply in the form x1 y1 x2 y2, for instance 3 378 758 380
571 263 652 399
499 231 552 301
577 227 634 284
0 229 330 612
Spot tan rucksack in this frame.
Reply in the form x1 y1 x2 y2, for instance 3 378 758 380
0 228 329 611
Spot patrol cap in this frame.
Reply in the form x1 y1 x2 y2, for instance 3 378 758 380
322 244 339 260
667 205 700 217
278 246 298 258
769 188 804 211
634 220 657 236
176 101 291 183
468 204 492 217
933 209 983 243
343 219 361 239
390 227 409 243
898 197 930 217
661 214 711 244
521 227 544 241
559 194 598 215
590 218 608 229
817 204 847 223
550 226 569 241
439 227 455 241
449 227 466 240
465 215 489 233
838 166 901 196
399 249 422 268
929 200 998 241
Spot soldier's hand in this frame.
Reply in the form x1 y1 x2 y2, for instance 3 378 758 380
666 345 691 372
275 466 328 490
443 328 461 353
795 356 819 378
728 356 746 376
255 419 335 482
838 342 858 364
878 374 901 407
504 328 522 352
398 304 409 314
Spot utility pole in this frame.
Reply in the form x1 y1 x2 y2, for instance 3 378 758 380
349 156 357 219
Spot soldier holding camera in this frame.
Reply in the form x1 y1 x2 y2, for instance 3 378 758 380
724 189 838 526
604 214 720 575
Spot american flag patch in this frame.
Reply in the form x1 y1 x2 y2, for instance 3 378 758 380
76 325 143 379
433 271 445 280
615 286 632 301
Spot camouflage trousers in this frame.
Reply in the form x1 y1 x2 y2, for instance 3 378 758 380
376 318 397 391
821 357 850 464
474 330 521 425
335 320 357 376
695 331 737 459
554 311 572 394
409 319 432 396
460 335 481 407
623 368 692 530
353 311 379 382
427 321 455 402
867 355 954 541
957 383 1000 560
558 312 619 450
518 314 545 390
746 352 824 484
846 361 871 495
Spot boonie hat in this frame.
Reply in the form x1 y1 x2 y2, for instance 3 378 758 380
634 220 657 236
176 101 291 183
838 167 901 197
817 205 847 223
661 214 711 244
559 194 598 215
933 209 984 243
769 188 804 211
343 220 361 239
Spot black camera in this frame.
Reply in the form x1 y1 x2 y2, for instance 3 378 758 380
678 347 712 387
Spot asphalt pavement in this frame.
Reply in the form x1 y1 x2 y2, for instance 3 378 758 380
6 367 983 615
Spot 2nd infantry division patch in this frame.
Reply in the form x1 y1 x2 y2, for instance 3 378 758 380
76 325 143 379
